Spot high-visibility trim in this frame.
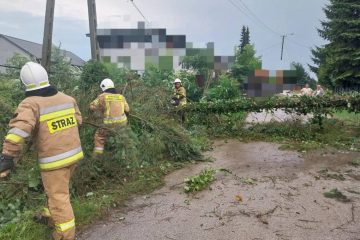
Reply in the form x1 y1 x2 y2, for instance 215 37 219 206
105 95 122 101
46 114 77 134
26 83 36 90
40 108 76 122
40 103 74 115
105 94 124 119
105 99 110 118
94 149 104 154
5 134 24 143
103 114 127 125
39 147 82 164
39 151 83 170
8 128 30 138
94 147 104 154
42 207 51 217
55 218 75 232
26 81 49 90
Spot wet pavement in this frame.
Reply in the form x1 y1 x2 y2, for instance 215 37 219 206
80 140 360 240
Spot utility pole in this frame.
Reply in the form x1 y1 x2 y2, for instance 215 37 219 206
280 35 285 61
88 0 100 61
280 33 294 61
41 0 55 71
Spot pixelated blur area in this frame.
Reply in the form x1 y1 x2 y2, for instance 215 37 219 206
244 70 298 97
97 21 298 97
96 21 234 72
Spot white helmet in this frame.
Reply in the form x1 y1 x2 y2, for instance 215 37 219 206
174 78 182 84
20 62 50 91
100 78 115 91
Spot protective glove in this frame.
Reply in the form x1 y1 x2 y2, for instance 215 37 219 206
0 155 14 176
171 97 180 106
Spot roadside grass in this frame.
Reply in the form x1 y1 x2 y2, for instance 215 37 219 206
333 110 360 126
241 118 360 152
189 111 360 153
0 161 178 240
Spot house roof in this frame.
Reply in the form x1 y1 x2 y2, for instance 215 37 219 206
0 34 85 67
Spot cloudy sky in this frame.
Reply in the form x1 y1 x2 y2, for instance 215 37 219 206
0 0 328 75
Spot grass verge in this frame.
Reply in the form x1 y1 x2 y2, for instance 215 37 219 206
0 161 180 240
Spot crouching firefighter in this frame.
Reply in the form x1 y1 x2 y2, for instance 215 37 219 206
90 78 130 154
0 62 83 240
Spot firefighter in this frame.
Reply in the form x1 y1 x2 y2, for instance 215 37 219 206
172 78 187 106
90 78 130 154
171 78 187 123
0 62 83 240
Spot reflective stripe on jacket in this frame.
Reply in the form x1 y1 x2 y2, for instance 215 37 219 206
2 92 83 171
90 93 129 125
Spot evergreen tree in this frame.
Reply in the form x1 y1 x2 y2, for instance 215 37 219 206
310 0 360 89
240 26 250 53
292 62 316 88
245 27 250 46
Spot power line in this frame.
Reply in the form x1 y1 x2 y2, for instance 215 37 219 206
257 42 282 54
287 38 312 49
130 0 150 24
234 0 281 36
226 0 281 37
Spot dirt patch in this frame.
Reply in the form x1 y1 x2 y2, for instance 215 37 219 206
80 140 360 240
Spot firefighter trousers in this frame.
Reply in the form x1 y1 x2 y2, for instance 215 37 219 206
93 128 109 154
41 164 77 240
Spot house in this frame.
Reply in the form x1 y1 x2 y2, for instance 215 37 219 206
96 22 234 72
0 34 85 72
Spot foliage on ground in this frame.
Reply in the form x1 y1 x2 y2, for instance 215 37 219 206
323 188 350 202
0 61 204 239
351 158 360 167
184 168 216 193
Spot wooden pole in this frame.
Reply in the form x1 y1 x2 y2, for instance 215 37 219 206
41 0 55 71
87 0 100 61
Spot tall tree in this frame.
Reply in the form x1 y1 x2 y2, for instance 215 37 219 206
310 0 360 89
291 62 316 88
231 44 262 83
240 26 250 53
245 27 250 46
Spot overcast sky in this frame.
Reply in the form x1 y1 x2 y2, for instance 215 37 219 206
0 0 329 76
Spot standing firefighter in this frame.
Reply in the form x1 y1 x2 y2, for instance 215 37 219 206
0 62 83 240
172 78 187 106
171 78 187 123
90 78 130 154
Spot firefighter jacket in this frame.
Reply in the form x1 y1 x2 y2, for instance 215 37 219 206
173 86 187 106
2 92 83 171
90 92 129 125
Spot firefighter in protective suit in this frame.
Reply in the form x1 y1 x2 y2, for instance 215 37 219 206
171 78 187 123
90 78 130 154
172 78 187 106
0 62 83 240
